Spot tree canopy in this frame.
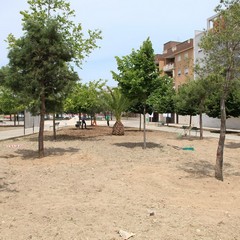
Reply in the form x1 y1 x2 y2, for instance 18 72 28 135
5 0 102 157
198 0 240 180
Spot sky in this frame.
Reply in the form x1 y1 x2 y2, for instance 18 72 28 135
0 0 220 87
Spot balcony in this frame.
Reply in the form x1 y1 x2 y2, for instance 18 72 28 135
163 63 174 72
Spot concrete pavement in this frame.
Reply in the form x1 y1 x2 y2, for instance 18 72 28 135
0 117 240 141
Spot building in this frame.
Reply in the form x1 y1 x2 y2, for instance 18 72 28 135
155 39 194 123
156 39 194 90
181 14 240 129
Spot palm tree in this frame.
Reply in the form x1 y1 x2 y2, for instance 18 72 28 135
104 87 130 135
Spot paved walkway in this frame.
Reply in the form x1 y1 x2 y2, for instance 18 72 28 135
0 118 240 141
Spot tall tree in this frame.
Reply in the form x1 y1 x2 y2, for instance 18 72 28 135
6 0 101 157
112 38 160 148
199 0 240 180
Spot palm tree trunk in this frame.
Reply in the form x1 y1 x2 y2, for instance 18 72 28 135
112 120 124 135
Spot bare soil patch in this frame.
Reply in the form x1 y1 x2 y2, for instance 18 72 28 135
0 126 240 240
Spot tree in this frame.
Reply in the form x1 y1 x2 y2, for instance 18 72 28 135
64 80 106 124
174 81 198 122
112 38 160 148
199 0 240 180
103 87 130 135
147 75 175 114
0 86 25 122
6 0 101 158
205 83 240 119
127 102 153 131
174 79 210 139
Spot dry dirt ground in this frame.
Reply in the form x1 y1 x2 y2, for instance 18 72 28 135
0 126 240 240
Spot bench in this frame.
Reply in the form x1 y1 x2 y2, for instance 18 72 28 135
49 122 60 129
182 126 199 136
157 121 165 126
0 120 6 124
182 125 190 136
75 121 82 128
190 127 200 136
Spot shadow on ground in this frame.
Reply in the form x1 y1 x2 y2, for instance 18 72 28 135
15 147 79 160
113 142 163 149
225 142 240 149
178 160 215 178
178 160 240 178
27 127 112 142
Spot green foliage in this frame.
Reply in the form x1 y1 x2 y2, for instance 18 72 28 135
198 0 240 180
0 86 24 114
205 84 240 118
64 80 106 115
148 75 175 113
6 0 101 113
5 0 102 157
7 19 78 108
128 102 153 115
199 0 240 92
20 0 102 67
174 81 198 116
112 37 159 148
112 37 160 104
103 87 130 121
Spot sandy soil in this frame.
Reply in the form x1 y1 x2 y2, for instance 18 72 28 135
0 126 240 240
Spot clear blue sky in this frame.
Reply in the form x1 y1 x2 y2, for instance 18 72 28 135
0 0 220 86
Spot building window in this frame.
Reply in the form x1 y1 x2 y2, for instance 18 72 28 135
184 67 189 75
177 55 181 61
184 53 188 59
178 69 181 76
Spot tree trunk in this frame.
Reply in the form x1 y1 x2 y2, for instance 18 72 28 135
78 112 81 129
215 97 226 181
14 114 16 126
38 93 46 158
199 112 203 140
189 115 192 126
188 115 192 135
143 105 146 149
53 113 56 140
139 114 142 131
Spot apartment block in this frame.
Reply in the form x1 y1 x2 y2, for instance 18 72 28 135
156 39 194 89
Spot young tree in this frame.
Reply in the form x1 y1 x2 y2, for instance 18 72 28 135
6 0 101 157
147 75 175 115
199 0 240 180
0 86 25 123
174 82 198 123
174 79 210 139
64 80 106 124
112 38 160 148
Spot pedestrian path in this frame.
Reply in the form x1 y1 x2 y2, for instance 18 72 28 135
0 118 240 141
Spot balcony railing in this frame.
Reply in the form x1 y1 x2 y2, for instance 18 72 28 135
163 63 174 72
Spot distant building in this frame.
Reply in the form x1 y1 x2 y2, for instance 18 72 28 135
155 39 194 123
156 39 194 90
